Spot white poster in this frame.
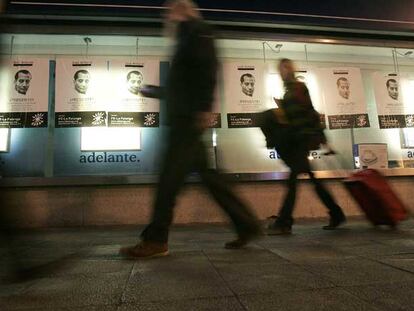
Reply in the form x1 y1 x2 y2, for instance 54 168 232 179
373 72 414 128
108 59 160 127
55 58 108 127
224 62 266 128
400 74 414 128
373 72 405 128
0 58 49 128
318 67 369 129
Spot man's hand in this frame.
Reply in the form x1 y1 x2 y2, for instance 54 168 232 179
140 85 164 99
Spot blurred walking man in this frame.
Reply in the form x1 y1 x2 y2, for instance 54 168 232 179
120 0 261 259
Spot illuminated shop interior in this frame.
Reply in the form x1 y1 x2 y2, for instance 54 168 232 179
0 33 413 178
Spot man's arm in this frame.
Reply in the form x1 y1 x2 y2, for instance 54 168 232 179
140 85 165 99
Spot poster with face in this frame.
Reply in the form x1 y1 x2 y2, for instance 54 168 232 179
55 58 108 127
223 62 266 128
317 67 369 129
373 72 406 128
108 59 160 127
0 58 49 128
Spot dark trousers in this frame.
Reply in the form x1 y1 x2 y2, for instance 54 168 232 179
278 163 344 226
0 190 24 273
141 128 260 243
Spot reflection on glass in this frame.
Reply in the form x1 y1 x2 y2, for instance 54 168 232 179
81 127 141 151
0 128 9 152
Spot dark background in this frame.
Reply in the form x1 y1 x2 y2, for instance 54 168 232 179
6 0 414 32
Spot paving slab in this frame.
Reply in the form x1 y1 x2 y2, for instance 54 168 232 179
117 296 244 311
238 288 380 311
211 261 336 295
375 254 414 273
0 273 127 310
267 244 356 264
344 281 414 311
203 247 286 265
5 306 117 311
122 252 232 304
331 242 410 259
302 257 414 287
1 220 414 311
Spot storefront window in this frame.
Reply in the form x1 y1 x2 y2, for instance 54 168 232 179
0 33 413 179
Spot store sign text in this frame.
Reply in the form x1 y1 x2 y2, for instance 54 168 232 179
80 152 140 164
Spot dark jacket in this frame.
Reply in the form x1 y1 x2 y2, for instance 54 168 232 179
166 19 218 127
282 81 326 150
260 81 326 172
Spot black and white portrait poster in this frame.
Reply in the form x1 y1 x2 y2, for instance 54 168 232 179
317 67 369 129
108 59 160 127
55 58 108 127
373 72 406 128
0 58 49 128
373 72 414 129
223 62 266 128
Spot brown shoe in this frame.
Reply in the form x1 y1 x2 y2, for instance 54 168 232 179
119 241 169 259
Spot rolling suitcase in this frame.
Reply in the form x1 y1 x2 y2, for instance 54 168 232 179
344 169 408 228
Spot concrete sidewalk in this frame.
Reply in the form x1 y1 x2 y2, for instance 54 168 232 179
1 219 414 311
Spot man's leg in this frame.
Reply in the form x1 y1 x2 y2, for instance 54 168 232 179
120 133 197 258
308 171 346 229
141 138 196 243
278 170 299 226
266 170 299 235
196 141 261 248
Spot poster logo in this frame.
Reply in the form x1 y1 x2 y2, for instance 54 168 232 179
92 112 106 126
31 113 45 127
406 115 414 127
356 114 368 127
144 113 157 127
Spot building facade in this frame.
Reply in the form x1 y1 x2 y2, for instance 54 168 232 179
0 1 413 227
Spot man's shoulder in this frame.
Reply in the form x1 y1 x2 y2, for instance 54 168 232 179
294 81 307 88
291 81 309 93
188 19 214 37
